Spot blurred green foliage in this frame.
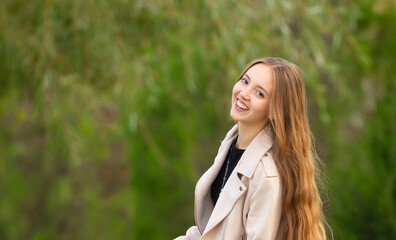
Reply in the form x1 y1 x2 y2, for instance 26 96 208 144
0 0 395 239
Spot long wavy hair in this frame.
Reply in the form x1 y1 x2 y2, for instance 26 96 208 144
237 57 329 240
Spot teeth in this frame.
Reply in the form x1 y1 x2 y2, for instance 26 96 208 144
236 99 248 110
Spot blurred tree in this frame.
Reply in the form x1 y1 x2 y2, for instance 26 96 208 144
0 0 394 239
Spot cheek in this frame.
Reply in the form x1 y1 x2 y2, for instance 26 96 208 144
232 84 239 98
253 100 270 113
232 84 239 92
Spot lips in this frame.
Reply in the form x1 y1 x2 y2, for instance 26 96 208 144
236 98 249 110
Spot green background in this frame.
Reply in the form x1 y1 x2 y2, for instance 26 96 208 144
0 0 395 239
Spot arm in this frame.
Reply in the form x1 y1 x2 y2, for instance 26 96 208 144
174 226 201 240
245 176 282 240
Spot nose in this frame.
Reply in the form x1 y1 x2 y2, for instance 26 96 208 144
240 88 250 101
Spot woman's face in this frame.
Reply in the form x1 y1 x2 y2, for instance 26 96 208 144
230 63 273 129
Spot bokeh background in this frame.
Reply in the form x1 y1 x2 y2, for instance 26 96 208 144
1 0 395 239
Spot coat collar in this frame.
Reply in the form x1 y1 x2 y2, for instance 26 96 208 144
201 124 274 235
236 124 274 178
221 124 274 178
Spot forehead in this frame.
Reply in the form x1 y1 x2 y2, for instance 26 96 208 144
245 63 273 89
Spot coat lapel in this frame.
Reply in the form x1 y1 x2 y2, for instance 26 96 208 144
201 125 274 235
194 125 238 233
202 169 246 235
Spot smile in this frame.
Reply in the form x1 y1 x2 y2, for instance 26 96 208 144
236 99 249 110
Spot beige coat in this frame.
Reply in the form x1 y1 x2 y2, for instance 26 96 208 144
175 125 284 240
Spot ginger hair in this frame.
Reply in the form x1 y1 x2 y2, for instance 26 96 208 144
238 57 329 240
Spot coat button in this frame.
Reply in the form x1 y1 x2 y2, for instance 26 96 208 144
264 153 268 157
239 186 243 191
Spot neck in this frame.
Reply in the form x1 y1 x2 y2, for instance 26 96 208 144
236 121 268 149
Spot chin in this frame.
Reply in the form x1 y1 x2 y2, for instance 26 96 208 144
230 112 242 123
230 115 237 123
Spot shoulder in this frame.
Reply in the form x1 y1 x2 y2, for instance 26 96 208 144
244 150 282 210
246 152 282 214
250 151 280 188
259 150 279 178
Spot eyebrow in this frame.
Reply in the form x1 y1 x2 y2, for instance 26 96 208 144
244 73 269 97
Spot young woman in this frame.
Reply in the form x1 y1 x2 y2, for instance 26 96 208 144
175 57 328 240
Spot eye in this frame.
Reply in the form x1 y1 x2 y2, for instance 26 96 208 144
256 90 264 98
241 78 248 84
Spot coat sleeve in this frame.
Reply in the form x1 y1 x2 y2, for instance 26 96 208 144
174 226 201 240
245 174 282 240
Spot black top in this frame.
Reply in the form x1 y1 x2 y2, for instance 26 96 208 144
211 137 245 205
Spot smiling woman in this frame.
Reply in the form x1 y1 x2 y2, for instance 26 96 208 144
230 64 273 149
175 57 329 240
